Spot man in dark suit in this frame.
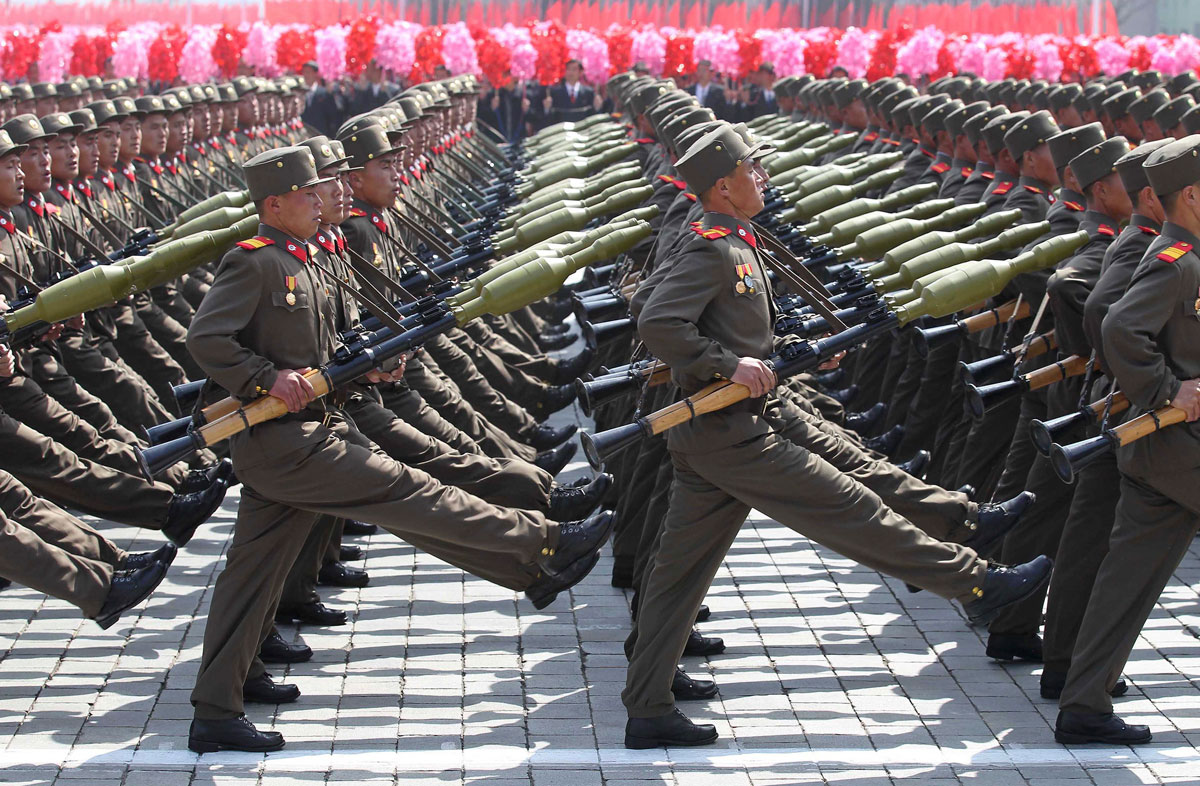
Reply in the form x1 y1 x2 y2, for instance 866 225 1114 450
544 60 598 125
299 61 344 137
686 59 729 120
348 60 397 117
478 78 529 145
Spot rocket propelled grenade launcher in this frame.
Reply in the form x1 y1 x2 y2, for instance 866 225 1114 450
579 231 1088 470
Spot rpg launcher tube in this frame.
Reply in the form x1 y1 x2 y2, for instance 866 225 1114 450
799 183 939 236
1030 391 1130 457
1049 405 1186 484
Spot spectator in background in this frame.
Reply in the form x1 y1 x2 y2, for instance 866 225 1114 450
300 60 345 136
543 59 601 125
686 59 730 120
478 75 529 145
735 62 778 121
348 59 398 116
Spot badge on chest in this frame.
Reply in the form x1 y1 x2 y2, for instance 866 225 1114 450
734 261 756 294
285 275 297 306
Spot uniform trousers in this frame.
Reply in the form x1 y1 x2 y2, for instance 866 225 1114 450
622 408 987 719
191 414 556 721
1059 470 1200 715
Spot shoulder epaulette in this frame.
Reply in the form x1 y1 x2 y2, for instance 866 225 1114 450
348 208 367 217
684 192 698 202
1157 241 1193 263
1097 224 1115 237
1138 225 1160 236
1063 200 1084 212
961 166 973 177
863 132 879 142
981 171 995 180
657 174 675 184
692 225 733 240
992 181 1012 196
920 147 935 159
1023 184 1044 195
236 236 274 251
930 161 950 174
635 137 655 144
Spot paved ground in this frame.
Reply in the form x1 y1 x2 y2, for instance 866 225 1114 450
4 401 1200 785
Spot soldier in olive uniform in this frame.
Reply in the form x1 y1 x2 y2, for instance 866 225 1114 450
1055 136 1200 746
185 146 613 754
623 124 1052 749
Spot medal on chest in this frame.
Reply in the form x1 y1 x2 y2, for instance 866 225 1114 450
735 261 756 294
285 275 297 306
1195 286 1200 317
372 242 383 268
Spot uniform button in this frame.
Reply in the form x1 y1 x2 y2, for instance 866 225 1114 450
540 547 549 556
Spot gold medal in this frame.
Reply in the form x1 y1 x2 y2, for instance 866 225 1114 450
285 292 296 306
735 281 747 294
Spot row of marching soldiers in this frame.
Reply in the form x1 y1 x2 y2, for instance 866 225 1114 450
0 72 619 752
575 66 1198 748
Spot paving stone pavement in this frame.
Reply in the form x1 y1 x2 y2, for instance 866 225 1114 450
3 401 1200 785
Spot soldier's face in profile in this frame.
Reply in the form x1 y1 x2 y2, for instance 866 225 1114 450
351 154 400 207
140 115 168 157
721 159 765 219
76 132 99 177
118 117 141 161
271 185 323 239
314 167 345 224
48 134 78 181
19 141 50 193
95 122 120 169
167 112 189 152
0 152 24 207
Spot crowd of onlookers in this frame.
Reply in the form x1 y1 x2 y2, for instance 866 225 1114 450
297 56 788 143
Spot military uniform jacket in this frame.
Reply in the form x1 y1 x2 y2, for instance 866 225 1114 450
885 144 937 195
1047 210 1119 360
919 151 954 189
342 199 408 282
955 163 994 206
187 223 337 402
638 212 777 455
981 170 1018 212
937 158 975 201
1044 188 1086 238
12 194 69 283
1083 214 1162 370
1102 221 1200 482
132 157 178 222
1001 175 1054 225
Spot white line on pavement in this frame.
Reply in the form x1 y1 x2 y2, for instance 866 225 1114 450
2 744 1199 772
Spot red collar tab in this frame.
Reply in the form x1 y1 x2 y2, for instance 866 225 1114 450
26 197 44 217
235 236 274 251
100 173 115 190
1023 184 1044 195
76 180 93 199
930 161 950 174
1138 225 1160 236
282 239 309 263
0 215 14 234
1157 241 1193 263
400 173 410 186
992 182 1012 195
315 232 334 253
1063 200 1084 212
1097 224 1116 237
863 132 879 142
54 182 74 202
636 137 655 144
369 212 388 234
961 166 973 177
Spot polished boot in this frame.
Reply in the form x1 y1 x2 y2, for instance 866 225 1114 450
963 556 1053 626
966 491 1036 555
343 519 377 536
548 473 613 521
188 715 285 753
624 708 719 749
528 422 578 451
118 542 177 572
863 425 904 458
242 672 300 704
672 667 719 701
1054 711 1150 745
896 449 930 478
162 478 230 547
94 558 174 630
317 561 369 588
339 544 365 561
525 510 616 610
683 629 725 657
551 347 596 385
275 600 348 626
532 441 578 476
827 384 860 405
178 457 234 494
259 628 312 664
985 632 1043 662
539 331 578 351
844 402 887 436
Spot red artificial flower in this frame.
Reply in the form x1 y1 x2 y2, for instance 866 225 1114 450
4 30 42 81
1005 44 1034 81
345 16 378 77
932 39 957 81
1128 40 1152 71
803 35 837 79
529 20 567 86
70 33 114 77
867 29 899 82
606 25 633 76
276 27 316 76
148 24 187 84
736 29 762 79
664 32 695 78
211 24 246 79
473 26 511 87
411 25 445 82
